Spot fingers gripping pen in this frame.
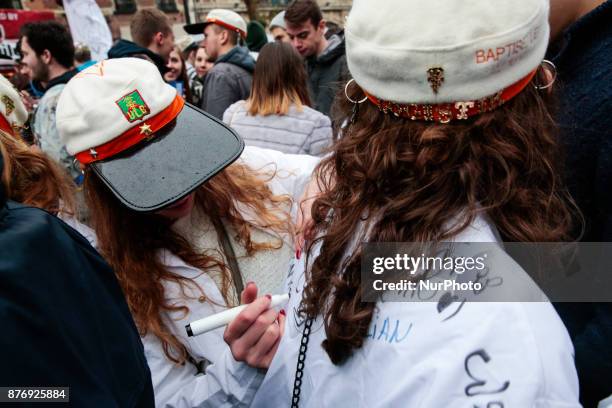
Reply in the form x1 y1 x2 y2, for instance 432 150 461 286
185 293 289 337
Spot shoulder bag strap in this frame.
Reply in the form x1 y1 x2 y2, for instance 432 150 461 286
212 218 244 299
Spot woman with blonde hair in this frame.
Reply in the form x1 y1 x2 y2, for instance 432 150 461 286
57 57 318 407
224 41 333 156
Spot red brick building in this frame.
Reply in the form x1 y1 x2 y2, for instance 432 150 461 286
2 0 350 41
1 0 187 41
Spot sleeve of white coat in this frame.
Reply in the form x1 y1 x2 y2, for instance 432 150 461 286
150 252 265 407
145 335 264 408
238 145 321 204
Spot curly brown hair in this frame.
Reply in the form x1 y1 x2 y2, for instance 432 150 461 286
300 71 582 365
84 162 292 365
0 130 76 215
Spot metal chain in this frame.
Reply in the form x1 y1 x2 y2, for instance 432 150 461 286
290 317 314 408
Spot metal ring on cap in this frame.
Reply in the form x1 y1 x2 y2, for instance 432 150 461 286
72 158 85 176
345 79 368 104
534 59 557 90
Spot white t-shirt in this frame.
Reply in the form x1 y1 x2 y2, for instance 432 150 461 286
251 215 581 407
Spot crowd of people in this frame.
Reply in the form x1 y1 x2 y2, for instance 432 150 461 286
0 0 611 407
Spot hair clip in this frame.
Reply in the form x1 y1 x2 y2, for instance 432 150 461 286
534 60 557 91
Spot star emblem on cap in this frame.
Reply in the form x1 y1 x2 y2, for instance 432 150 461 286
139 123 152 136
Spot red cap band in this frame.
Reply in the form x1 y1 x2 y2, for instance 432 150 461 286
75 95 185 165
206 17 247 39
0 114 14 136
364 69 538 123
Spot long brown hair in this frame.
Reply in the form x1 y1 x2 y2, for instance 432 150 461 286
247 42 311 116
168 46 193 104
301 70 581 365
0 130 76 215
84 162 292 364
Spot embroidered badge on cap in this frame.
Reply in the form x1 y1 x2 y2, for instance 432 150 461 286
2 95 15 116
116 90 151 123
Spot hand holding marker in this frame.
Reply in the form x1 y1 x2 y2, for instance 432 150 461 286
186 293 290 337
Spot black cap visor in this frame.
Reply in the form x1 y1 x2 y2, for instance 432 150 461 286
184 22 208 35
91 103 244 212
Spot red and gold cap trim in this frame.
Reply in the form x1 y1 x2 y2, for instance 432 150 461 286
364 70 537 124
75 94 185 165
0 114 14 135
206 17 247 39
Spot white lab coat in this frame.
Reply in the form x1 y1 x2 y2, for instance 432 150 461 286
251 215 581 407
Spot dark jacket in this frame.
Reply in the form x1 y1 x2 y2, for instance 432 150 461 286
108 39 169 75
305 33 348 117
549 1 612 242
0 152 154 406
548 1 612 406
44 68 78 93
201 46 255 120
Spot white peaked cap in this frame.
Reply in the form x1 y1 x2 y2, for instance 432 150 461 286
345 0 550 104
207 9 247 38
0 75 28 133
56 58 244 213
57 58 176 156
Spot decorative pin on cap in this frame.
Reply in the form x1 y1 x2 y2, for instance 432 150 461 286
427 67 445 94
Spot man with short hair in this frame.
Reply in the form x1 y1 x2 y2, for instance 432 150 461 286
269 11 290 43
285 0 347 117
19 21 79 181
108 8 174 75
184 9 255 119
548 1 612 406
